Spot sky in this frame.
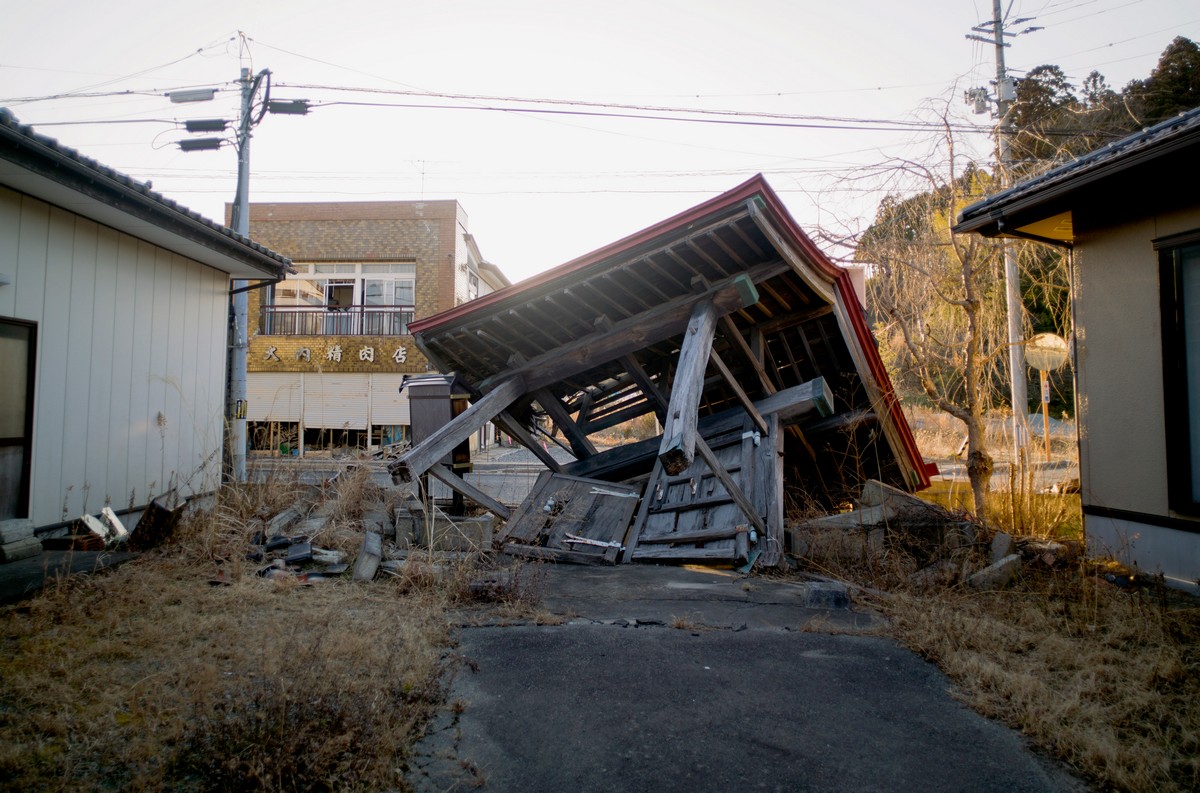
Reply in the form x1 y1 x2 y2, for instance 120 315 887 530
2 0 1198 283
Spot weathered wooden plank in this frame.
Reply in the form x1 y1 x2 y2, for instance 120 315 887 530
621 353 669 421
427 464 512 521
493 410 564 473
720 316 775 394
496 471 555 544
647 494 734 514
693 435 766 536
756 412 785 567
390 375 525 481
503 543 613 565
636 526 739 544
658 299 719 475
734 525 751 565
630 546 735 561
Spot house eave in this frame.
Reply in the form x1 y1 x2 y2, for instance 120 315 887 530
0 109 291 279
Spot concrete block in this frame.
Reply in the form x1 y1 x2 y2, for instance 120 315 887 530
362 510 393 539
990 531 1015 563
0 536 43 564
800 504 896 530
859 479 926 510
419 514 494 552
353 531 383 582
0 519 34 545
786 526 883 561
968 553 1020 590
266 505 304 535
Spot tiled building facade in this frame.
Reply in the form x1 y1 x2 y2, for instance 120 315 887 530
242 200 508 453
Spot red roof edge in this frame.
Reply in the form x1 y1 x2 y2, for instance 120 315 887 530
738 178 934 489
411 174 786 334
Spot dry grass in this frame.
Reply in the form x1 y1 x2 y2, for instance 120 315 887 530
0 477 544 792
788 487 1200 793
885 570 1200 793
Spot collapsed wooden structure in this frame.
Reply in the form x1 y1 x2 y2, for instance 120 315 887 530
389 176 934 567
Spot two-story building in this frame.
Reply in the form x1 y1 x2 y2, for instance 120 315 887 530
241 200 508 455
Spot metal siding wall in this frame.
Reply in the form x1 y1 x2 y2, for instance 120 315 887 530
4 187 230 525
0 189 18 318
106 234 138 509
31 207 74 523
125 241 156 506
86 226 118 510
247 373 302 422
303 374 368 430
370 373 411 425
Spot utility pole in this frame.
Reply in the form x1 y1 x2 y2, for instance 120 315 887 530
172 56 307 483
966 0 1042 469
226 67 271 483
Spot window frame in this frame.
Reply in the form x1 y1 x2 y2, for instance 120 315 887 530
1157 229 1200 515
0 318 36 520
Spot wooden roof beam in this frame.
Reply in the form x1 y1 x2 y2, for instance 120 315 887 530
534 387 597 459
709 349 768 437
564 378 833 481
477 269 775 396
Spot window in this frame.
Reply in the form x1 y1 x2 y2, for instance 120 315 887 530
262 262 416 336
1158 231 1200 514
0 319 35 520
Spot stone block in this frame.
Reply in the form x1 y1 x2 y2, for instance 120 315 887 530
990 531 1015 563
968 553 1021 590
0 536 43 564
419 514 494 552
0 519 34 545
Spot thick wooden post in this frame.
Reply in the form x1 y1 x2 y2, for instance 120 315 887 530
657 299 720 475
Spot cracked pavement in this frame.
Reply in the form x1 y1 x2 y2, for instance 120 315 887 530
408 564 1088 793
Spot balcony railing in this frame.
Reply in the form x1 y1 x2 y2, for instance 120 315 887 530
259 305 415 336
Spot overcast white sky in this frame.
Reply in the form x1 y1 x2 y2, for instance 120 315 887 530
2 0 1198 282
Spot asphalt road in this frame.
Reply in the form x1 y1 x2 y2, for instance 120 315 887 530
408 566 1088 793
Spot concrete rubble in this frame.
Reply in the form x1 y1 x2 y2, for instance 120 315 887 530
783 478 1092 594
0 519 41 564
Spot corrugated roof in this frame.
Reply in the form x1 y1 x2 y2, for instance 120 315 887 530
0 107 291 277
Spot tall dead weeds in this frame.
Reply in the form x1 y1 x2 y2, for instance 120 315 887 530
0 471 493 792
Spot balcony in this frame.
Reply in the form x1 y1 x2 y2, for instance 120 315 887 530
259 305 415 336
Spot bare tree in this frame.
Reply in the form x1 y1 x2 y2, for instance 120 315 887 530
855 119 1009 515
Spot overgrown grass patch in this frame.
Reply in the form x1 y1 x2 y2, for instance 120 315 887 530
884 570 1199 793
0 478 535 792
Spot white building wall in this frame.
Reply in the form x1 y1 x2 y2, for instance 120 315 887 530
0 186 228 524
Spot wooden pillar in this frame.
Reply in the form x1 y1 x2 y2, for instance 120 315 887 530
657 299 719 475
